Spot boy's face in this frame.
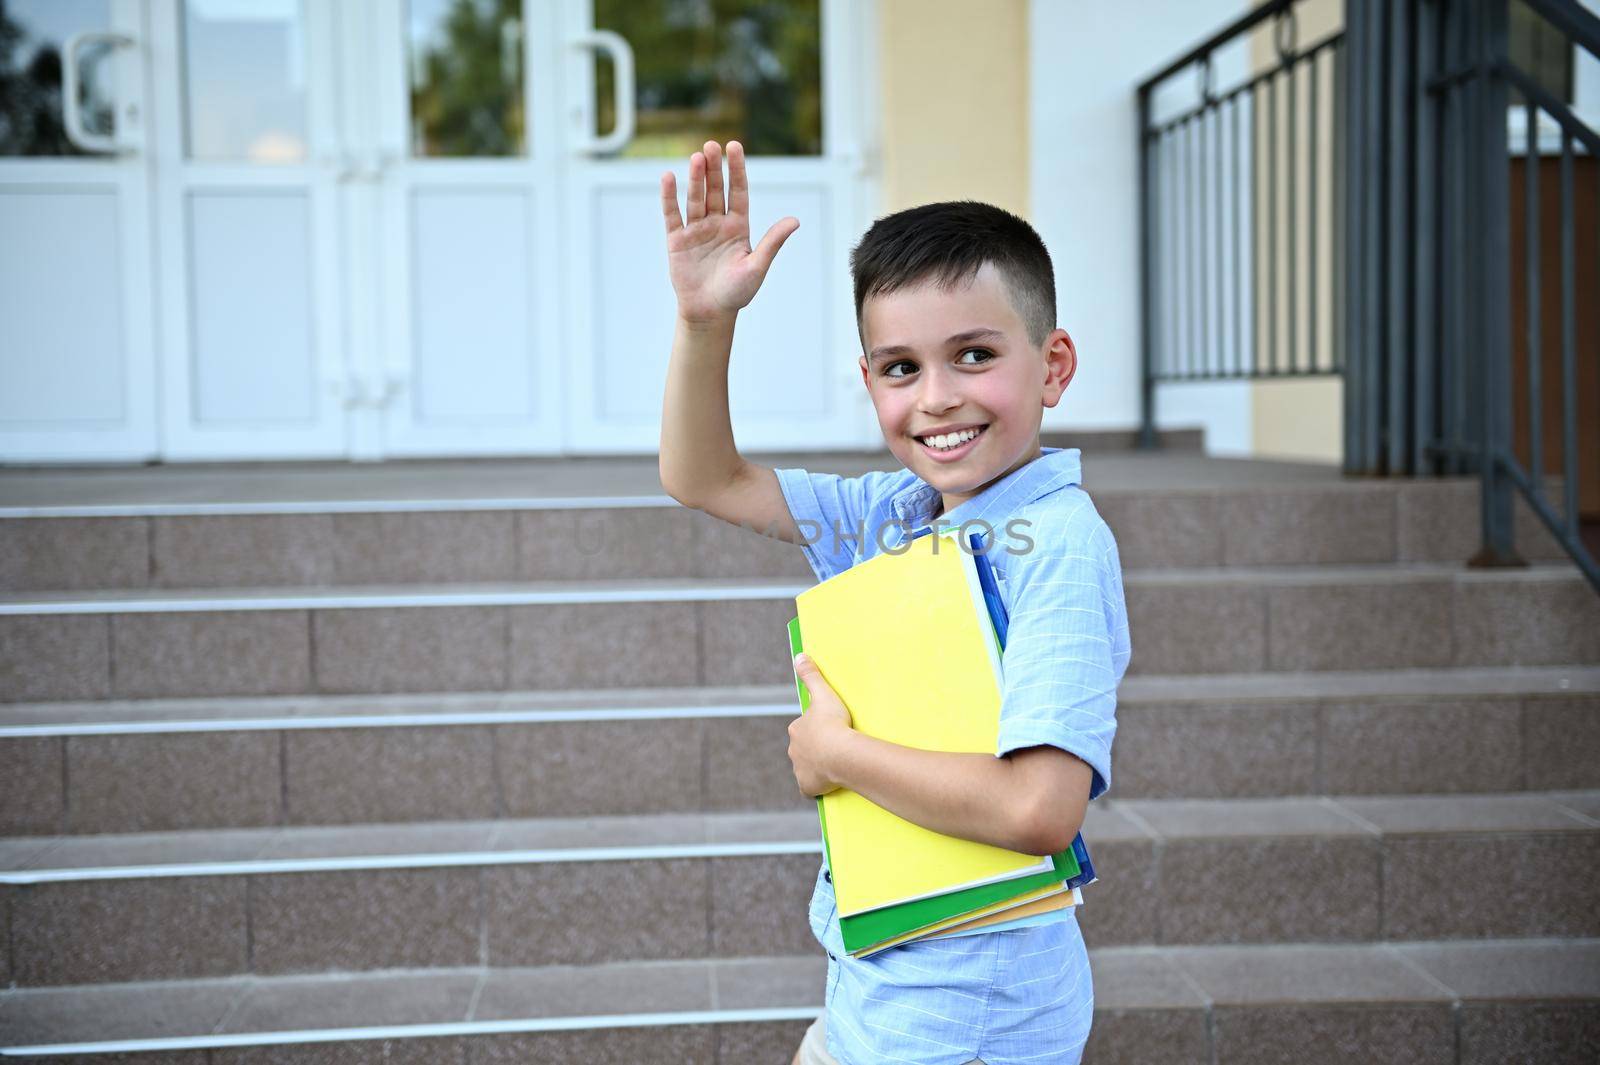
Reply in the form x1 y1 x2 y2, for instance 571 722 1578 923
858 262 1077 519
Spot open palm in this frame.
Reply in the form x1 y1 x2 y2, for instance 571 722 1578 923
661 140 800 323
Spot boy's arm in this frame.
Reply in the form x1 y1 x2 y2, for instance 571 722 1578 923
657 139 804 542
790 655 1091 856
659 314 804 542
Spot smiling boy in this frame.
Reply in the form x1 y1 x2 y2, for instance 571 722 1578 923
658 140 1130 1065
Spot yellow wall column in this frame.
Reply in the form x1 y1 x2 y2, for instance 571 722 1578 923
878 0 1031 217
1248 0 1344 463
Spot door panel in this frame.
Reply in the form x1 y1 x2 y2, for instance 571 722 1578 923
371 0 564 456
150 0 347 454
408 188 538 422
0 0 158 461
186 191 318 424
0 189 127 423
152 0 346 460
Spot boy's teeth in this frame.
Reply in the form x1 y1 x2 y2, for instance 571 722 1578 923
923 427 981 450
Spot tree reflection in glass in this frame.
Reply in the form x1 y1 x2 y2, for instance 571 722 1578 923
408 0 525 158
596 0 821 158
0 0 115 157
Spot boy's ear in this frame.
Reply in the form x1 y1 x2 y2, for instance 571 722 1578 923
859 354 870 389
1041 329 1077 409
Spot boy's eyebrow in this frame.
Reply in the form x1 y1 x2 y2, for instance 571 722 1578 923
868 327 1007 363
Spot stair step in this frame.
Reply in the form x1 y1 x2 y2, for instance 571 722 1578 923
4 565 1596 704
4 669 1597 835
1 469 1573 594
3 795 1595 986
2 940 1596 1061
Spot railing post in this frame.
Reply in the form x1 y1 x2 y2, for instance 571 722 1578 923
1138 85 1160 450
1469 0 1524 566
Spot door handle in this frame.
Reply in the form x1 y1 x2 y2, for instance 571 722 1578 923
62 30 137 154
569 30 635 155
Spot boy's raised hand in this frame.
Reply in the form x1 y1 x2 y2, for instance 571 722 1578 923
661 140 800 324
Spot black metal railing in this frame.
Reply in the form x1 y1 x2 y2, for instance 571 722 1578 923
1137 0 1345 439
1138 0 1598 593
1423 0 1598 588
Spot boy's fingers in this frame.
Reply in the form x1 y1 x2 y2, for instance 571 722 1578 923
727 140 748 216
753 217 800 273
660 172 683 234
704 140 725 216
686 152 706 223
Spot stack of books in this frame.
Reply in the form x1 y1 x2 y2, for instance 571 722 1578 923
786 530 1097 958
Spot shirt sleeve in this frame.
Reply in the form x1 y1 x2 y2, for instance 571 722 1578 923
773 467 901 582
994 508 1130 801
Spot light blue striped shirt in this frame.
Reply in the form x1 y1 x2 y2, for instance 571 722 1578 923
774 447 1131 1065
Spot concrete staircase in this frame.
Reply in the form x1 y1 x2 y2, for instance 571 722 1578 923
1 453 1597 1063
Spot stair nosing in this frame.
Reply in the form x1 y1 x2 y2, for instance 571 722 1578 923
4 939 1596 1057
0 495 689 520
1 560 1590 616
0 836 824 885
4 667 1595 737
0 1005 824 1058
0 578 811 616
5 791 1594 884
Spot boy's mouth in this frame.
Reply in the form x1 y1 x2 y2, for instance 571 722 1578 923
915 424 988 461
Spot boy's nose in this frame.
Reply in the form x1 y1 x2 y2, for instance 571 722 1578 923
916 370 961 414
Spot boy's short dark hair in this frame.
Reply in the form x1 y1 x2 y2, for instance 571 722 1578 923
850 201 1057 348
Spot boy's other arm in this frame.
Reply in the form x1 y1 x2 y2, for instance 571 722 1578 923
790 656 1091 855
835 737 1092 857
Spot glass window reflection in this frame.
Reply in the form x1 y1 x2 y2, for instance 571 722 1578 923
0 0 115 157
408 0 526 158
182 0 307 163
595 0 822 158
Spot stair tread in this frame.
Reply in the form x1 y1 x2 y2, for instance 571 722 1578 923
4 666 1596 732
5 793 1594 881
0 452 1368 517
2 560 1590 613
3 940 1596 1053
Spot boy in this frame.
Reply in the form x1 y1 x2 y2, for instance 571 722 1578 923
658 140 1130 1065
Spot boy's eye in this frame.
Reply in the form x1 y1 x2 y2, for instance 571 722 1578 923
883 348 993 378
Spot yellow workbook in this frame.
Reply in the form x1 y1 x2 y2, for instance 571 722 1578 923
793 531 1053 918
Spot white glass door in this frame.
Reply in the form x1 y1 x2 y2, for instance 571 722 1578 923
1 0 876 464
0 0 158 462
148 0 348 460
367 0 566 456
561 0 878 452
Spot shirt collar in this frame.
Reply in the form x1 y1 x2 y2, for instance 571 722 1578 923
888 446 1084 547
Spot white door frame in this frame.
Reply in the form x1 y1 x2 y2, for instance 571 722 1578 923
559 0 881 453
148 0 350 461
3 0 881 464
365 0 568 458
0 0 160 464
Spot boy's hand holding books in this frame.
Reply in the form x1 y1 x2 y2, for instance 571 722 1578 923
660 139 800 326
789 653 855 797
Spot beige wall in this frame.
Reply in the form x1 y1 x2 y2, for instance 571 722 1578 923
1247 0 1344 462
878 0 1030 217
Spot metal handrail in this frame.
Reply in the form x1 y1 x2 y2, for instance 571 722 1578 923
1136 0 1343 449
1136 0 1296 94
1519 0 1600 59
1137 0 1597 592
